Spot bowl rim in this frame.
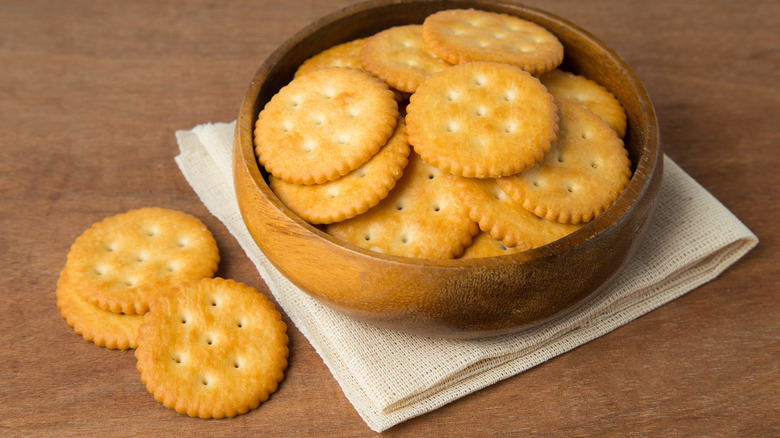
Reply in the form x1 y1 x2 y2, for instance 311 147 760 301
236 0 661 270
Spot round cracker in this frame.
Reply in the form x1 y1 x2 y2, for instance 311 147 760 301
135 278 288 419
456 176 581 250
270 118 410 224
540 69 627 138
254 67 399 185
422 8 563 75
294 38 366 78
497 98 632 224
327 152 479 259
56 268 143 350
360 24 452 93
65 207 220 315
406 61 559 178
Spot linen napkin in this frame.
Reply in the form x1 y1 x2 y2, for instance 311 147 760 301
174 121 758 432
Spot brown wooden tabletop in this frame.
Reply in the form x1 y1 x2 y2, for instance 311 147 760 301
2 0 778 436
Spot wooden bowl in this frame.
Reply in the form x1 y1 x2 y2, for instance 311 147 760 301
233 0 662 338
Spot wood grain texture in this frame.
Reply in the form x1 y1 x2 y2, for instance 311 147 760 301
1 0 777 436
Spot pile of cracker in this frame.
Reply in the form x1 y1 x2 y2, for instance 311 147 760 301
56 207 289 418
255 8 632 259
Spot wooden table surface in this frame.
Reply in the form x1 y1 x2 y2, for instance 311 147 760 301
2 0 778 436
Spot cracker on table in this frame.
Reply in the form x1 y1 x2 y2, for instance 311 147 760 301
294 38 366 78
65 207 220 315
135 278 288 419
406 61 559 178
56 268 143 350
270 117 410 224
327 152 479 259
459 231 525 258
255 67 399 185
497 97 632 224
422 8 563 75
360 24 452 93
540 69 627 138
456 176 581 250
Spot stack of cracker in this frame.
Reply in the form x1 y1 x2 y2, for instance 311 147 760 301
253 8 631 259
56 207 288 418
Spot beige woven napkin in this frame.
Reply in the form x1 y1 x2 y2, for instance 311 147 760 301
174 121 757 432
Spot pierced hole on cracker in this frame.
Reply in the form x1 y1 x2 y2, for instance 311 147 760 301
200 376 210 386
301 140 316 153
93 266 106 276
444 121 458 133
105 242 116 252
445 91 458 102
232 360 241 369
334 135 350 145
124 278 135 287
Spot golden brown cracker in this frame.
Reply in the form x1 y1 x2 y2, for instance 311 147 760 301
135 278 288 419
294 38 366 78
65 207 220 315
270 118 410 224
497 98 632 224
406 61 558 178
360 24 452 93
327 152 478 259
540 69 627 138
254 67 399 185
456 176 581 250
422 9 563 75
56 268 143 350
459 231 525 258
